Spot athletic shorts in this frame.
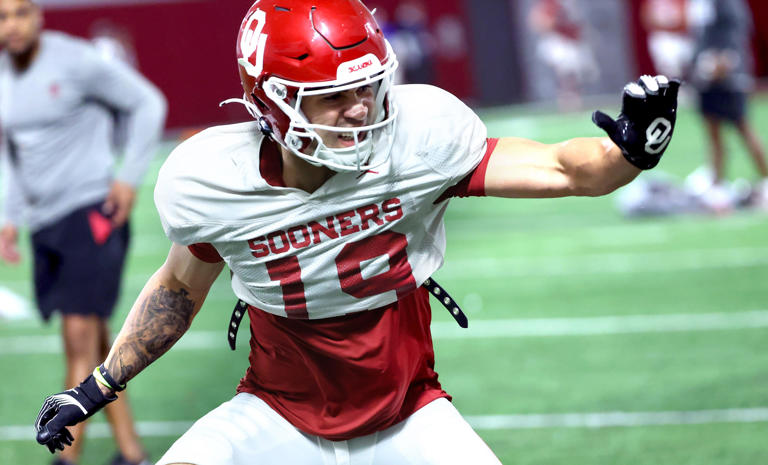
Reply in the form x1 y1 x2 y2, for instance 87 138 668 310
699 87 747 123
31 201 130 321
157 395 501 465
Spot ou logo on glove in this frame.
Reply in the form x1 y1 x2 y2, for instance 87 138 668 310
645 117 672 155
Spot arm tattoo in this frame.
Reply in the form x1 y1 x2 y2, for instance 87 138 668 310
107 285 196 385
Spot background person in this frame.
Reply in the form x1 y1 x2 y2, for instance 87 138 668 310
0 0 166 464
528 0 598 110
641 0 693 79
688 0 768 212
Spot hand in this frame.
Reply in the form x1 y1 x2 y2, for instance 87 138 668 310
0 224 21 264
712 51 737 81
592 75 680 170
102 181 136 228
35 375 116 453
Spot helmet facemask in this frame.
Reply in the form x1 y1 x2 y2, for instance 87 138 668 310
268 58 398 172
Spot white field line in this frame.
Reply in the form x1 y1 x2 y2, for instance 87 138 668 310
3 310 768 355
3 408 768 441
3 245 768 298
429 310 768 339
444 209 768 237
463 408 768 430
440 246 768 278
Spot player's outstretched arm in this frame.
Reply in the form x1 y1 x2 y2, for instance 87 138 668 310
34 244 224 453
483 75 679 199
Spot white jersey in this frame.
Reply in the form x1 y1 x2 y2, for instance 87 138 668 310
155 84 487 319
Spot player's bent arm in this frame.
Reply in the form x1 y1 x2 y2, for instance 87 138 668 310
483 136 640 199
101 243 225 393
33 244 224 451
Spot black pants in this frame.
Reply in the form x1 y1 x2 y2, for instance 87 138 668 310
32 202 130 321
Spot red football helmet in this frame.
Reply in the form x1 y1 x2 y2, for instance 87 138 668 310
232 0 399 171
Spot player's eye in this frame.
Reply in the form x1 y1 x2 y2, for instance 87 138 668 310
323 92 343 101
356 85 373 95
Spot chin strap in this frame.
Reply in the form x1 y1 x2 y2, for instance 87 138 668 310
220 95 261 120
226 277 468 350
220 96 274 136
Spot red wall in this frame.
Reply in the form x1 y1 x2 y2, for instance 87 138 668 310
43 0 256 129
46 0 766 128
627 0 657 76
42 0 475 130
747 0 768 77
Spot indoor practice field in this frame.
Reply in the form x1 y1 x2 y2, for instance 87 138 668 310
1 95 767 465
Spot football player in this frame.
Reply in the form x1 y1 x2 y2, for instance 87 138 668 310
33 0 679 464
0 0 165 464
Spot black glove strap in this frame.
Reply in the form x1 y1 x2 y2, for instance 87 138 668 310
97 364 125 392
622 145 662 170
81 375 118 407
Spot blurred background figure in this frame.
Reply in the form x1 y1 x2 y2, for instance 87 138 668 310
387 0 435 84
688 0 768 212
368 5 405 83
528 0 598 110
90 19 138 67
641 0 693 79
90 19 139 152
0 0 166 464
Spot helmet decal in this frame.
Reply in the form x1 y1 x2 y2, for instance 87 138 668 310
337 54 383 81
239 8 267 78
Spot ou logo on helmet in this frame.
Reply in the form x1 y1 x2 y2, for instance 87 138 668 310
240 8 268 76
644 117 672 155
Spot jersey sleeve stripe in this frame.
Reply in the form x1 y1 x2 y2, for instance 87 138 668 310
467 137 498 197
434 137 498 202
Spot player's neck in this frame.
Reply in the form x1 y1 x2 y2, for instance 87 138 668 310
10 39 41 72
280 147 335 193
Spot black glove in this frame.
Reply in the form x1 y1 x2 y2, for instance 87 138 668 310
35 374 117 453
593 75 680 170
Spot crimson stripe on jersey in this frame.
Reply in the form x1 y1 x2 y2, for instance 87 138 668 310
237 287 450 441
435 137 499 203
188 243 223 263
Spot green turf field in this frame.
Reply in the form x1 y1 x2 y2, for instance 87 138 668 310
2 95 767 465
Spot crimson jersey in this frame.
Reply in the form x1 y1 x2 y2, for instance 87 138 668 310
154 84 494 439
